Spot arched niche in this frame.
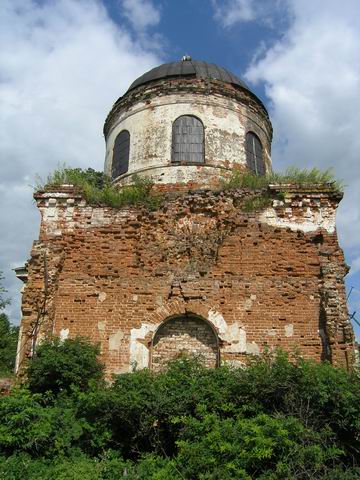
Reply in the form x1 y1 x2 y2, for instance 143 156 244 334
150 314 219 371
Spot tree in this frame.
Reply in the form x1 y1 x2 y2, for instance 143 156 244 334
0 272 19 376
26 337 104 394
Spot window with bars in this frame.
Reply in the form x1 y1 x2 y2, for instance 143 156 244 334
245 132 265 175
172 115 204 164
112 130 130 178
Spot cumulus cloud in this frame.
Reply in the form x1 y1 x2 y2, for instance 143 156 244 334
212 0 288 28
120 0 160 31
0 0 162 323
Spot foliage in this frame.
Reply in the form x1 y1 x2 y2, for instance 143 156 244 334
242 195 272 212
0 272 19 377
0 351 359 478
36 166 161 209
26 337 104 395
0 314 19 377
222 166 343 192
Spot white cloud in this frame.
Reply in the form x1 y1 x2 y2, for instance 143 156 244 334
120 0 160 31
212 0 255 26
212 0 288 28
0 0 162 323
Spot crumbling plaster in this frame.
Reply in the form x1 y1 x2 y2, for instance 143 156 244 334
104 79 272 186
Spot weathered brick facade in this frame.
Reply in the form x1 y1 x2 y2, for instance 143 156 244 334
16 185 355 375
16 58 356 374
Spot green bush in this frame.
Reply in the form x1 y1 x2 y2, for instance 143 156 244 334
0 271 19 377
0 313 19 377
36 166 161 209
26 337 104 395
0 389 84 458
0 351 359 479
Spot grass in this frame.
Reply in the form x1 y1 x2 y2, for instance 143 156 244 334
35 166 162 210
242 195 272 212
222 166 343 192
35 165 343 211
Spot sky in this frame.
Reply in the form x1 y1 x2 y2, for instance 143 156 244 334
1 0 360 339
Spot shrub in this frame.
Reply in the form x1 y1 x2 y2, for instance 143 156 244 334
0 313 19 376
0 271 19 377
0 351 359 478
36 166 161 210
0 389 85 458
26 337 104 395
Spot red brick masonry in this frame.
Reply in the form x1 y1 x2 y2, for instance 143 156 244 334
17 185 355 376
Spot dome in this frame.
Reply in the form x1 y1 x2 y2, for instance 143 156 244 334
127 57 252 94
104 56 273 188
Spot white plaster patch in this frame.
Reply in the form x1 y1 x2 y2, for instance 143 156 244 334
98 292 107 303
267 329 276 337
246 341 260 355
109 329 124 351
208 308 247 353
244 298 253 311
129 323 158 370
97 321 106 332
259 206 336 233
285 324 294 337
208 308 227 336
60 328 69 341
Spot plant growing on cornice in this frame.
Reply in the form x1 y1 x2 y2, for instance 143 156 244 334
222 167 343 192
35 166 162 210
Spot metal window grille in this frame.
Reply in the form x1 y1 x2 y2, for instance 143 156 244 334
112 130 130 178
172 115 204 164
245 132 265 175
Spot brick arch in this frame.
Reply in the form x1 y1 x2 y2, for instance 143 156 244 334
150 313 220 371
142 298 224 332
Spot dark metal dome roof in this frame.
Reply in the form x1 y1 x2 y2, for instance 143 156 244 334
127 58 251 93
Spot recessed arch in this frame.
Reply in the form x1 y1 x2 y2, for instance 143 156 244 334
245 131 265 175
172 115 205 164
150 313 219 371
112 130 130 178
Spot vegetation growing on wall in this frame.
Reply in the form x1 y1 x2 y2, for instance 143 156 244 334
0 339 359 479
35 165 343 213
36 166 161 209
222 166 343 192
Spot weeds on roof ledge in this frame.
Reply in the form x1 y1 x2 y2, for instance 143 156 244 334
35 165 343 210
221 167 343 193
35 166 161 210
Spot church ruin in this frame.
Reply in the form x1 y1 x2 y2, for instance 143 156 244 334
16 58 355 375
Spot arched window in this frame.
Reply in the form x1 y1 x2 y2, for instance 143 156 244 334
245 132 265 175
172 115 204 164
112 130 130 178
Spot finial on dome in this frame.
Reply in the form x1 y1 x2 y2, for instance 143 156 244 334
181 55 192 61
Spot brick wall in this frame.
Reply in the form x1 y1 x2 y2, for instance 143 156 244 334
16 185 355 375
152 315 219 371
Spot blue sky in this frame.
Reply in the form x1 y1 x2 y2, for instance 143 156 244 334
1 0 360 339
